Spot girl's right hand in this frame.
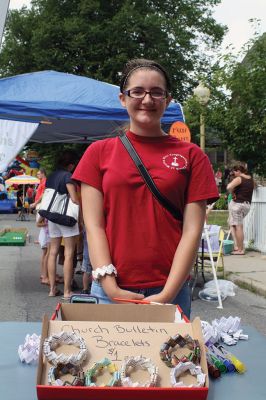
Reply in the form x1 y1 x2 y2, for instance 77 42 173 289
110 287 145 302
100 275 144 301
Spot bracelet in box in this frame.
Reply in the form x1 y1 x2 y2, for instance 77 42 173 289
85 357 120 387
43 331 88 367
48 363 85 386
120 356 158 387
160 333 201 367
170 361 206 387
92 264 117 281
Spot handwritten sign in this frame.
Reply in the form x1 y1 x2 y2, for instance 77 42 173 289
61 323 168 362
169 121 191 142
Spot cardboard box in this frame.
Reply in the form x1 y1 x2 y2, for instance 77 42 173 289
37 304 209 400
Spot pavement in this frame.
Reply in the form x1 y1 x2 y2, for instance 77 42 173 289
223 250 266 298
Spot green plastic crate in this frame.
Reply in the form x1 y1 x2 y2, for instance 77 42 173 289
0 231 26 246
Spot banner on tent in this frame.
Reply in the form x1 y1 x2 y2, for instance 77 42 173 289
0 119 39 173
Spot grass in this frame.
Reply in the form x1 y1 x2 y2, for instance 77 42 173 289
207 210 229 231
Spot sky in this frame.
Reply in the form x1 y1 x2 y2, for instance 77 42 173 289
7 0 266 54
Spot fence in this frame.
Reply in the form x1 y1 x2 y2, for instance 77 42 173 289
244 187 266 252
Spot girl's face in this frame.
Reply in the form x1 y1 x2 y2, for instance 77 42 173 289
119 68 171 131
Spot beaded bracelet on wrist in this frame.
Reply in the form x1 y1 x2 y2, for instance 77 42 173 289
85 357 120 387
120 356 158 387
48 363 85 386
43 331 88 367
160 333 201 367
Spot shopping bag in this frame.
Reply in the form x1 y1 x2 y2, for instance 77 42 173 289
39 188 79 227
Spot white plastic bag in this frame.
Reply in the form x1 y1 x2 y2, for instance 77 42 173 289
204 279 237 297
198 279 237 302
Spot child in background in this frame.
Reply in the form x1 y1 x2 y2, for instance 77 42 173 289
81 230 92 294
37 216 50 285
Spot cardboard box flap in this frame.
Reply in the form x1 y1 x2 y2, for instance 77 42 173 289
36 315 49 385
60 303 177 322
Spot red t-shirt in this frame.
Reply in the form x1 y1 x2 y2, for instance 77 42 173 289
73 131 219 289
35 178 46 202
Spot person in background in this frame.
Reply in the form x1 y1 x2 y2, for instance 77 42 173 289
30 168 47 247
37 216 50 285
25 185 34 213
215 167 223 192
223 165 230 186
227 164 255 255
46 150 80 300
0 177 6 199
30 168 47 211
224 169 234 206
73 58 219 317
81 231 92 294
16 185 24 218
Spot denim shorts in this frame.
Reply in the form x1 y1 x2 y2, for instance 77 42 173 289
81 230 92 274
91 280 192 318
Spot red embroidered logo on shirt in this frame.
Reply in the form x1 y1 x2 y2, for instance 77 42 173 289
162 154 188 170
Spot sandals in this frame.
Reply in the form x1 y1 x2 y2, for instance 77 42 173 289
61 297 71 303
48 288 63 297
56 275 64 284
41 276 64 284
61 292 74 302
231 250 245 255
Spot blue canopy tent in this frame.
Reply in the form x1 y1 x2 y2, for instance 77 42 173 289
0 70 184 144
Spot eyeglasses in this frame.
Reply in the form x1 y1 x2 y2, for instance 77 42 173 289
123 88 168 100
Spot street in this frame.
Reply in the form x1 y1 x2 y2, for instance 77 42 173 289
0 213 266 336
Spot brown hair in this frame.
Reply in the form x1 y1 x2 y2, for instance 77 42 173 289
232 163 248 174
56 150 79 168
38 167 46 176
120 58 172 93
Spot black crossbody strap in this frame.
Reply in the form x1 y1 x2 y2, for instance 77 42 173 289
120 135 183 222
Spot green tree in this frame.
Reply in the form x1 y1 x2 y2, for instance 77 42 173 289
1 0 225 100
183 64 228 147
224 33 266 175
184 32 266 176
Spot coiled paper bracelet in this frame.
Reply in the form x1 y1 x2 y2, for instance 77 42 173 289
92 264 117 281
170 361 206 387
43 331 88 367
160 333 201 367
120 356 158 387
48 363 85 386
85 357 120 387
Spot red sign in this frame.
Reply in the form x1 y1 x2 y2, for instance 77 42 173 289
169 121 191 142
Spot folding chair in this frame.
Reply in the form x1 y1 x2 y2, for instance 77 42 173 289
191 225 224 300
215 229 225 278
198 226 225 279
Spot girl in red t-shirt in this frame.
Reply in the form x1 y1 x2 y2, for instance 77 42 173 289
73 59 218 317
